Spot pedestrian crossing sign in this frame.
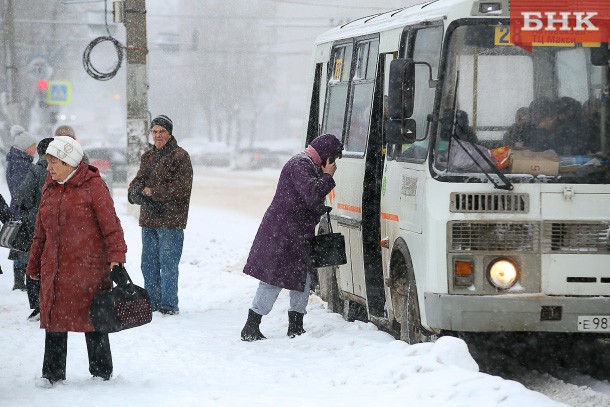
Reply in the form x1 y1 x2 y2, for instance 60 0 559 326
46 81 72 105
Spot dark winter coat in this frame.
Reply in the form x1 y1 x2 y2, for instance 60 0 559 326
128 136 193 229
243 153 336 291
16 157 48 260
5 146 34 216
26 162 127 332
0 194 10 224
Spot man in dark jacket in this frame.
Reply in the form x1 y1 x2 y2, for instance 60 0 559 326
5 125 38 290
128 115 193 315
240 133 343 341
17 137 54 320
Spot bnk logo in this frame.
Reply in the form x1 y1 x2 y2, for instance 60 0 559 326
510 1 610 50
522 12 598 31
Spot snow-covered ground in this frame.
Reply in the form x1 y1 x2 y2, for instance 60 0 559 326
0 169 596 406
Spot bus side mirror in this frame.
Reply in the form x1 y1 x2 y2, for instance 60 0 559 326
591 43 610 66
385 58 416 145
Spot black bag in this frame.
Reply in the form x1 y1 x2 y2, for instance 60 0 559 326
0 220 32 252
311 211 347 268
90 264 153 333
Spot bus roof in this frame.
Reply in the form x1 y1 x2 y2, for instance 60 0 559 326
314 0 506 45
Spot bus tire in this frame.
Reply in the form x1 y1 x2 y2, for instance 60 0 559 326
390 248 432 345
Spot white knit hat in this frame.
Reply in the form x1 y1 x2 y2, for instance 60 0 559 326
11 125 38 151
46 136 84 167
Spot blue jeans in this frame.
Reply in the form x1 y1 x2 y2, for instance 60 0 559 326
141 228 184 312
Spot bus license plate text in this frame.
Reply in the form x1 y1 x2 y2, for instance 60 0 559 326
578 316 610 332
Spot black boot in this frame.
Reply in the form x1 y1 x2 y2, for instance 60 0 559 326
287 311 306 338
13 268 26 291
241 309 266 341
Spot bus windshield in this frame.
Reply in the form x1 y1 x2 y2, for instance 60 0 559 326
432 23 609 185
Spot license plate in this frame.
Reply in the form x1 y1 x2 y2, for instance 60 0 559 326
577 316 610 332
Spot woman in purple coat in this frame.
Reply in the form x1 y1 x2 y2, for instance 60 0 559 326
241 134 343 341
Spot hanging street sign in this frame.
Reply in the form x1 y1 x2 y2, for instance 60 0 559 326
46 81 72 105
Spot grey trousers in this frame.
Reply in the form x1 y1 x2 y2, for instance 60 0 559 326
251 272 311 315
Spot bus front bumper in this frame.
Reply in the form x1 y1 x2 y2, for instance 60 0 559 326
424 292 610 333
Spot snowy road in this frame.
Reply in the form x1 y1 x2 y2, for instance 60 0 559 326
0 166 608 406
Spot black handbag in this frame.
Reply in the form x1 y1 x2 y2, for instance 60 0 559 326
0 220 32 252
90 264 153 333
311 211 347 268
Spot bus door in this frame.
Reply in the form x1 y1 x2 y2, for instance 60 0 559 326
382 22 444 306
322 38 380 300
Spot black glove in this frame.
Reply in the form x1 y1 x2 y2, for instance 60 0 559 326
128 182 155 206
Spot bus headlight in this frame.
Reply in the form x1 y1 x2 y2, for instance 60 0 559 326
487 258 518 290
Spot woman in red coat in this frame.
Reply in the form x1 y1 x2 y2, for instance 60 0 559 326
26 136 127 386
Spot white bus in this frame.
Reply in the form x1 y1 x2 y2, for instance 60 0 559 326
309 0 610 344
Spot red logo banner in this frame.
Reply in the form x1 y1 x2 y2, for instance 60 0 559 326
510 0 610 50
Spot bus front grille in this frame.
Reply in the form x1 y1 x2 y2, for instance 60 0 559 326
450 193 529 213
542 221 610 254
450 221 539 252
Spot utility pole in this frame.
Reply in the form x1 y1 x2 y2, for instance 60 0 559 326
123 0 149 171
2 0 18 126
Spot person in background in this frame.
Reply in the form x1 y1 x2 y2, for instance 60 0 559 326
54 124 89 163
553 96 586 155
0 192 13 275
240 133 343 341
525 97 556 152
582 97 602 153
503 107 533 148
16 137 54 321
26 136 127 387
6 125 38 291
128 115 193 316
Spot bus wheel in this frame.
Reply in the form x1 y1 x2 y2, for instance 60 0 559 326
391 257 431 345
318 265 344 317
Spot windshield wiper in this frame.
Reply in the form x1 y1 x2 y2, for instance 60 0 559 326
447 71 513 191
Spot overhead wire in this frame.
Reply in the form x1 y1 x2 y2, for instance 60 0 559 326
82 0 124 81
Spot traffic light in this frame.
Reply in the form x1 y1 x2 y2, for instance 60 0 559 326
37 80 48 108
37 79 49 91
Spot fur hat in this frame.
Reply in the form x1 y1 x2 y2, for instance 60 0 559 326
150 115 173 135
11 125 38 151
54 125 76 139
46 136 84 167
310 133 343 164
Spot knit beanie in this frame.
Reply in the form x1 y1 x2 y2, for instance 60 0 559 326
11 125 38 151
46 136 84 167
310 133 343 164
54 125 76 139
37 138 55 157
150 115 173 135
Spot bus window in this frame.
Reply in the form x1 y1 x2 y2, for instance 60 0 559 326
345 39 379 154
410 25 443 141
433 23 607 185
322 44 353 139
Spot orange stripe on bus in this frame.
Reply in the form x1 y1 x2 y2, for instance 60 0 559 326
381 212 399 222
337 203 362 213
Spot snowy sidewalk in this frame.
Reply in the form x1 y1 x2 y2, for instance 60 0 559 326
0 190 562 407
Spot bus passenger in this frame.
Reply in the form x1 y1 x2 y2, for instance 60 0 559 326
240 133 343 341
524 97 556 152
503 107 533 148
582 97 602 153
552 96 587 155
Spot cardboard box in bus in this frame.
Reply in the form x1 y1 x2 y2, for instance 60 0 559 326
510 150 559 176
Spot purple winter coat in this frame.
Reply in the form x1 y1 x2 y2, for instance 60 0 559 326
243 153 335 291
